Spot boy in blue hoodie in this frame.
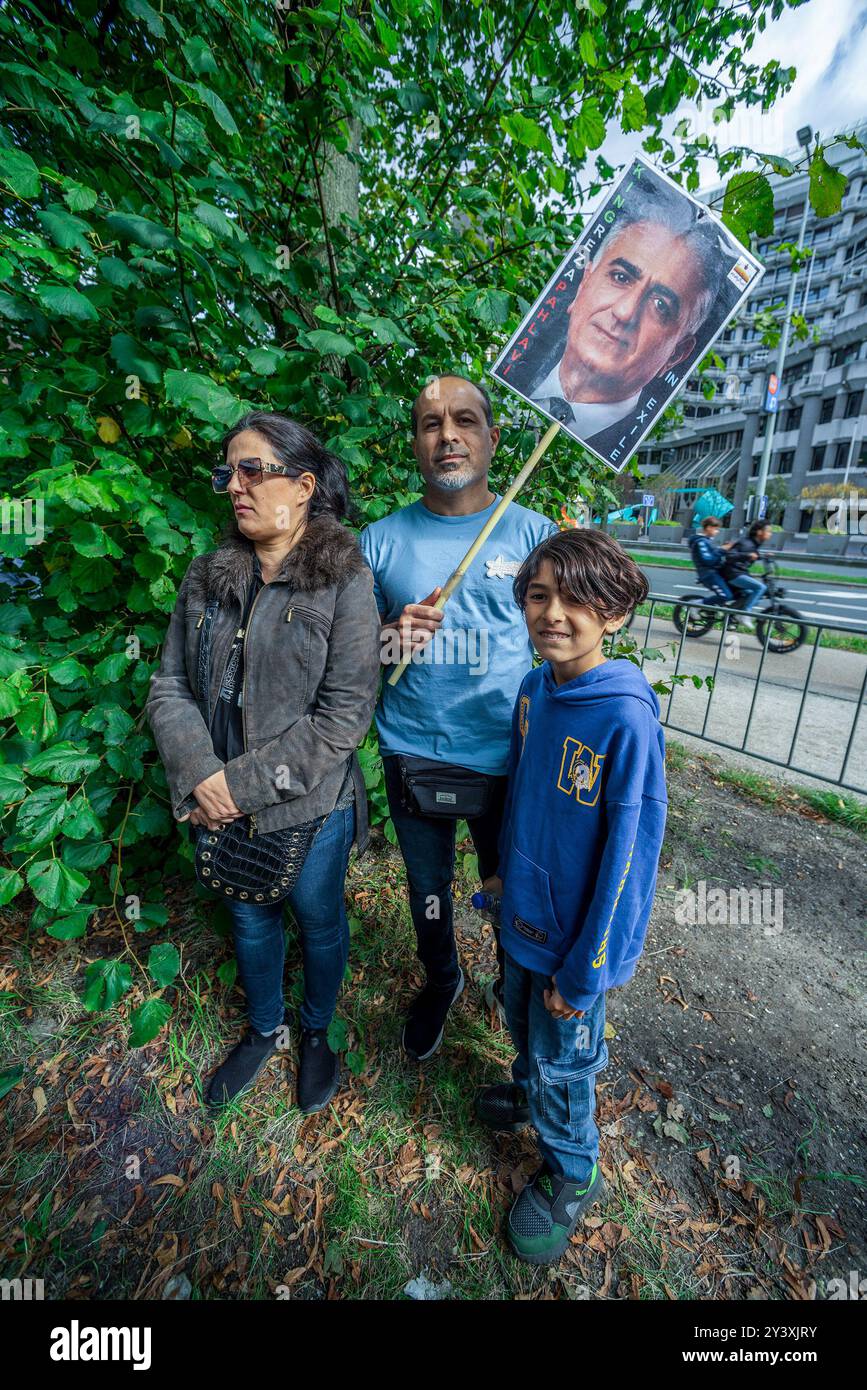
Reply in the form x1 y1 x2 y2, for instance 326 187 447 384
475 529 667 1265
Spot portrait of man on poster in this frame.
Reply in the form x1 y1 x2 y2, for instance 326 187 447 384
491 157 762 470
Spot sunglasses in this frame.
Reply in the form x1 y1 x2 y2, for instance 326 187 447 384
212 457 303 492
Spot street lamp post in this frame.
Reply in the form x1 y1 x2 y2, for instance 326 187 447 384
754 126 814 514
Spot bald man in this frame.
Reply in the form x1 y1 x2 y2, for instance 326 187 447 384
359 375 556 1061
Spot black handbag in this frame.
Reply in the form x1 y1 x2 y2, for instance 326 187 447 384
397 754 493 820
192 812 327 903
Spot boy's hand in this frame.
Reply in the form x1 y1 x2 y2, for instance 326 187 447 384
544 978 584 1020
481 875 503 898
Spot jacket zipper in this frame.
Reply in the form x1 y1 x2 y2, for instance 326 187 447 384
241 584 268 839
284 602 330 630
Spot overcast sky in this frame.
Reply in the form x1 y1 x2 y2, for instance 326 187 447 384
607 0 867 187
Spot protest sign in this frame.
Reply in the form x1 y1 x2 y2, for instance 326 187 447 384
489 155 764 471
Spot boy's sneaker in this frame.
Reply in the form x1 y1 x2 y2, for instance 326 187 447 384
475 1083 529 1133
402 968 464 1061
297 1028 340 1114
508 1162 605 1266
205 1012 289 1110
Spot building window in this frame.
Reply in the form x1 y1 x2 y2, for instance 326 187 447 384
819 397 835 424
830 342 863 368
776 450 795 473
810 445 826 471
833 441 851 469
757 415 767 436
844 390 863 418
784 406 802 431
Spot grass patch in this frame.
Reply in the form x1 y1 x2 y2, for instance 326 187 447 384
705 762 867 836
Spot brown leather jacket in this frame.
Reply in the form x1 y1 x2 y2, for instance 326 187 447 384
145 512 381 855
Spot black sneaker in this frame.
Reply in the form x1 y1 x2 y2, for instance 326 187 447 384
205 1012 289 1109
475 1082 530 1133
402 968 465 1061
508 1162 606 1265
297 1028 340 1114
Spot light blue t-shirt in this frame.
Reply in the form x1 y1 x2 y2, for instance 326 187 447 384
359 496 557 774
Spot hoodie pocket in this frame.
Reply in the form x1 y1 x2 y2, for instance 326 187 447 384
503 846 566 954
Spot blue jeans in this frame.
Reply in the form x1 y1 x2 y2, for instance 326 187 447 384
224 802 355 1034
503 953 608 1184
730 574 765 611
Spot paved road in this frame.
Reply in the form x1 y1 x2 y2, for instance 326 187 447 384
638 563 867 631
631 615 867 795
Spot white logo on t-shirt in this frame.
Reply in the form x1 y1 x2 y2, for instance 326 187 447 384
485 554 521 579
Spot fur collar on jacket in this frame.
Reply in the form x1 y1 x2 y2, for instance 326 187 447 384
186 512 366 610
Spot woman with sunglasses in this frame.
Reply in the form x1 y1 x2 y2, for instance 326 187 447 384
146 412 381 1113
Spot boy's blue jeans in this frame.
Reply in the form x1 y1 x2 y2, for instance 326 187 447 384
730 573 765 610
223 802 355 1034
503 952 608 1185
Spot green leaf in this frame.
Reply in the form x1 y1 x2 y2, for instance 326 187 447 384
61 178 99 212
465 287 512 326
327 1016 349 1052
34 284 98 322
0 764 27 803
621 84 647 133
27 857 90 911
0 866 25 906
129 996 172 1046
182 36 218 76
83 957 132 1011
809 150 847 218
722 171 774 240
147 941 180 989
46 905 95 940
122 0 165 38
15 692 58 742
109 333 162 384
47 656 90 686
194 201 242 241
499 112 552 156
357 314 415 348
217 958 237 989
17 784 69 848
36 208 92 254
0 147 41 198
579 29 598 66
25 743 101 782
306 329 357 358
105 211 176 250
163 369 246 426
577 99 606 151
194 82 239 136
0 1066 24 1101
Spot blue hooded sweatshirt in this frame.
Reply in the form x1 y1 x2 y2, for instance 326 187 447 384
498 657 667 1012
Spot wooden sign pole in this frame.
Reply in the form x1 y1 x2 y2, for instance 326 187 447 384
386 421 561 687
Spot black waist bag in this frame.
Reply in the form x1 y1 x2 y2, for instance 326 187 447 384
398 755 493 819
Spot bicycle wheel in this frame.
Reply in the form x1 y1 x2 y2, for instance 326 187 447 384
673 602 716 637
755 605 807 654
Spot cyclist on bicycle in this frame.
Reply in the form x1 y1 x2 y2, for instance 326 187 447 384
721 520 772 631
688 516 734 602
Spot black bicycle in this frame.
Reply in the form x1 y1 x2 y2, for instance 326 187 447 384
671 556 807 654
